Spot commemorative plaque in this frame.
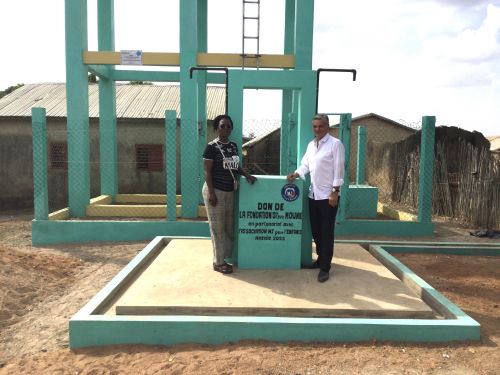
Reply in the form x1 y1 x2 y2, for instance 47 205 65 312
237 176 303 269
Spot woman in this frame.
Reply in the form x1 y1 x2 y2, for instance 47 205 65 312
202 115 257 274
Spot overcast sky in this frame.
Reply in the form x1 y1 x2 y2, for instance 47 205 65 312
1 0 499 136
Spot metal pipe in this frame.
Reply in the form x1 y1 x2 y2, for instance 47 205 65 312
189 67 229 114
315 68 357 113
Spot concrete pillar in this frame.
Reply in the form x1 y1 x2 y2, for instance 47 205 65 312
298 79 317 266
281 112 297 175
166 110 178 221
294 0 314 70
356 126 366 185
418 116 436 223
338 113 352 222
179 0 199 217
98 0 118 198
280 0 296 174
32 107 49 220
196 0 208 204
65 0 90 217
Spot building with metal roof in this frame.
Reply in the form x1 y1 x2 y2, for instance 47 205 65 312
0 83 225 211
0 83 225 119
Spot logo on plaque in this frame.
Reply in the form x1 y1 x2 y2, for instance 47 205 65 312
281 184 300 202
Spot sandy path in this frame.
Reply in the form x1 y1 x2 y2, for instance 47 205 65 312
0 213 499 374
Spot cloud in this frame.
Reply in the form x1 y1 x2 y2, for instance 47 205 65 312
430 0 496 8
424 4 500 64
416 3 500 89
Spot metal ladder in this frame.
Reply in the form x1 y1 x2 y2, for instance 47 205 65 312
242 0 261 69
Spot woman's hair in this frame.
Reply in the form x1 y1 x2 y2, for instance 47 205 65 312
213 114 233 131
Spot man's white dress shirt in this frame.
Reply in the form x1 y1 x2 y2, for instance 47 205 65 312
295 134 345 200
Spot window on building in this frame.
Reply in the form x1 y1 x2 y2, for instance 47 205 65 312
50 142 67 170
135 144 163 171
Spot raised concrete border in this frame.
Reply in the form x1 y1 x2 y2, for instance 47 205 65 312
68 238 497 349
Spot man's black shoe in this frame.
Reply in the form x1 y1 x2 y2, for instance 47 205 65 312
302 261 320 269
317 270 329 283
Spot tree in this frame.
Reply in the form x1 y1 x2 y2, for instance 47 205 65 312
88 73 98 83
0 84 24 99
129 81 153 85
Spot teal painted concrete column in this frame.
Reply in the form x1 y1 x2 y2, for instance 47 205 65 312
165 110 177 221
294 0 314 70
65 0 90 217
356 126 366 185
297 81 316 266
196 0 208 204
98 0 118 198
281 112 297 175
196 72 207 204
280 94 296 174
284 0 296 53
32 108 49 220
291 0 314 167
280 0 296 174
338 113 352 222
418 116 436 223
179 0 199 217
227 70 244 266
227 70 244 152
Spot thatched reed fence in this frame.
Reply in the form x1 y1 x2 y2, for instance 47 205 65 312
367 126 500 228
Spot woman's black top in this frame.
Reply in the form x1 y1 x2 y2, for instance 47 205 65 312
203 139 240 192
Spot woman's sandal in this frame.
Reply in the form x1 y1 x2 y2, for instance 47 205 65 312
213 263 233 274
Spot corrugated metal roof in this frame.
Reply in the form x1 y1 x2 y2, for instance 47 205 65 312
0 83 226 120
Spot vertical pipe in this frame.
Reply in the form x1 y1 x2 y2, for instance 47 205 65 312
98 0 117 198
356 126 366 185
418 116 436 223
166 110 178 221
32 107 49 220
65 0 90 217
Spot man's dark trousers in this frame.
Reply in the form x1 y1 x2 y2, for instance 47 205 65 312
308 198 339 273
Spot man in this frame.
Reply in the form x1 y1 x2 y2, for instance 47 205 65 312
287 114 345 282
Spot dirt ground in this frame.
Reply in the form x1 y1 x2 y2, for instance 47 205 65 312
0 211 499 374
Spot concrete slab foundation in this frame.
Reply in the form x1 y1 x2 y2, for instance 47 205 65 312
111 240 434 319
69 237 484 348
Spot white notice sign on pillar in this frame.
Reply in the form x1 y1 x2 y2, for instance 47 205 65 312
120 50 143 65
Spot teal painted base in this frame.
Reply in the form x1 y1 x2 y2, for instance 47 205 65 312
70 317 479 348
68 238 489 349
346 185 378 219
32 219 435 246
32 220 210 245
336 220 435 236
383 245 500 256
